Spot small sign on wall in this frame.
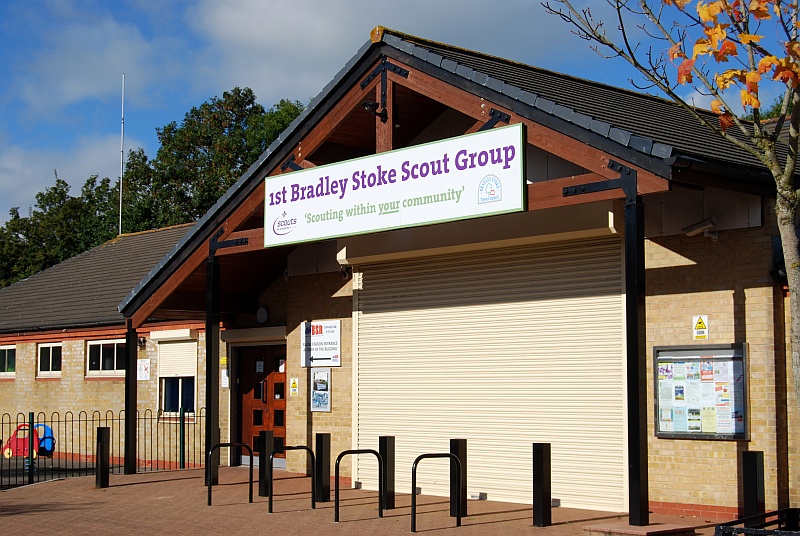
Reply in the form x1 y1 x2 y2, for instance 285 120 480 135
137 359 150 381
290 377 299 396
693 315 709 340
310 368 331 412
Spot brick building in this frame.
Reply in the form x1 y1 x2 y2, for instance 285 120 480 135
5 27 797 521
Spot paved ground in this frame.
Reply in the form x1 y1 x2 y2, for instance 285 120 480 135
0 467 722 535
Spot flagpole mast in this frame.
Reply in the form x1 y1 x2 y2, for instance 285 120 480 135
118 73 125 235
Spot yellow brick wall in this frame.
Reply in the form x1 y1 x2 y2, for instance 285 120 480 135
284 272 353 478
645 203 797 512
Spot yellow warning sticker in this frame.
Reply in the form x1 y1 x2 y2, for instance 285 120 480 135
693 315 708 340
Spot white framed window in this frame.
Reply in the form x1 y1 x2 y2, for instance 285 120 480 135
38 343 62 378
86 339 126 377
0 345 16 378
156 338 197 414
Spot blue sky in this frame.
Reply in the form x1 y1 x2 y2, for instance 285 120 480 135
0 0 700 225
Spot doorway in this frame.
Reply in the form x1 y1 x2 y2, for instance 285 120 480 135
237 345 286 466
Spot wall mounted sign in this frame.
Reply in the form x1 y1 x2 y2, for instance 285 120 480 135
310 368 331 412
300 320 341 367
137 359 150 381
264 123 525 247
654 344 747 440
692 315 709 340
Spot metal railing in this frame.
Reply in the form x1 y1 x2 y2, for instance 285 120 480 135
0 408 206 489
715 509 800 536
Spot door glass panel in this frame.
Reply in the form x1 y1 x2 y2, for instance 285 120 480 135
254 381 263 400
274 410 285 427
274 383 285 399
253 410 263 426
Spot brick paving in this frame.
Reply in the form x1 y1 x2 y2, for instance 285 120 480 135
0 467 722 535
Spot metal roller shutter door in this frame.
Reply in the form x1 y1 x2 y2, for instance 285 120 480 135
354 237 626 511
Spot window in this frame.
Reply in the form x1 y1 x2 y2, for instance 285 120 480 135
0 346 15 377
154 336 198 414
38 343 62 378
161 377 195 413
87 340 126 377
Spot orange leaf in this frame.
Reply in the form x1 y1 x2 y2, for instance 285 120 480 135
758 55 778 74
668 42 685 61
773 58 799 83
719 111 735 132
739 33 763 44
787 41 800 60
714 40 738 62
745 70 761 93
740 89 761 109
704 24 728 50
698 1 725 22
693 39 713 58
716 69 745 90
749 0 771 19
711 99 725 114
664 0 693 8
678 58 695 84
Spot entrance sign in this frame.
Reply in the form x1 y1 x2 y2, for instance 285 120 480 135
300 320 341 367
264 123 525 246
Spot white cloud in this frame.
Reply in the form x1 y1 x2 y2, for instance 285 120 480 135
0 133 141 223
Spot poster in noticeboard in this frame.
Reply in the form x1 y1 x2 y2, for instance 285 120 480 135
654 344 747 440
310 368 331 412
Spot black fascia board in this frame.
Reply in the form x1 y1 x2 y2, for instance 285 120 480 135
378 46 675 180
118 42 389 318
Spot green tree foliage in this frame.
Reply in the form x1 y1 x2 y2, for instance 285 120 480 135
0 89 304 288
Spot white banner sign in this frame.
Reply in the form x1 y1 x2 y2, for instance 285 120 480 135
300 320 341 367
265 123 525 246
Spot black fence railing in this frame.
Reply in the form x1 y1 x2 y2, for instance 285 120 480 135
0 408 205 489
715 509 800 536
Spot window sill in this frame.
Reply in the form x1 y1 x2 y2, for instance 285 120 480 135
36 376 61 381
0 377 15 382
85 375 125 381
158 414 197 424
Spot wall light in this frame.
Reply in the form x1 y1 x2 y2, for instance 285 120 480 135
682 217 716 238
362 100 388 123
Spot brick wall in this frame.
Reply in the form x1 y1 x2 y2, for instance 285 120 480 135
285 272 353 478
645 202 798 517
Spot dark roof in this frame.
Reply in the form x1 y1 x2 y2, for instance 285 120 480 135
118 27 775 317
0 224 192 333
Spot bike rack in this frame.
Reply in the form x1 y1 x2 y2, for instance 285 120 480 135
206 442 253 506
334 449 384 522
411 453 462 533
268 445 316 513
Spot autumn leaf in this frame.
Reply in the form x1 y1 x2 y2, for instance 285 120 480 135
758 55 778 74
773 58 799 84
740 89 761 109
748 0 772 19
714 40 738 62
664 0 693 8
704 24 728 49
678 58 695 84
787 41 800 60
698 1 725 23
711 99 725 115
716 69 745 90
745 70 761 93
739 33 763 44
719 111 735 132
668 42 685 61
693 39 713 58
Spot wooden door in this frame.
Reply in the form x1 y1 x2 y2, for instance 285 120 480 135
238 345 287 457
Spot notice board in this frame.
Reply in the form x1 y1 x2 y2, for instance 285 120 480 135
653 343 747 440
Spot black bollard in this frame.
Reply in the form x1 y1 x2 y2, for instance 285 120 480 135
96 427 111 489
258 431 274 497
315 433 331 502
379 436 395 509
742 451 765 526
533 443 552 526
450 439 467 517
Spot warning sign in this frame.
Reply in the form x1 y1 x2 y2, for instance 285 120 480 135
693 315 709 340
290 378 299 396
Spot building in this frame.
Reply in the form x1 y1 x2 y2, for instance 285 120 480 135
9 27 795 519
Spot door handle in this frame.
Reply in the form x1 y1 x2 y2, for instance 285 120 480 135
261 379 268 403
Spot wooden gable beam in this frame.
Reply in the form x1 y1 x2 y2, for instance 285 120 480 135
386 65 669 197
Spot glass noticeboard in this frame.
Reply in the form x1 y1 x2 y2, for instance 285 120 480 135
653 344 747 440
